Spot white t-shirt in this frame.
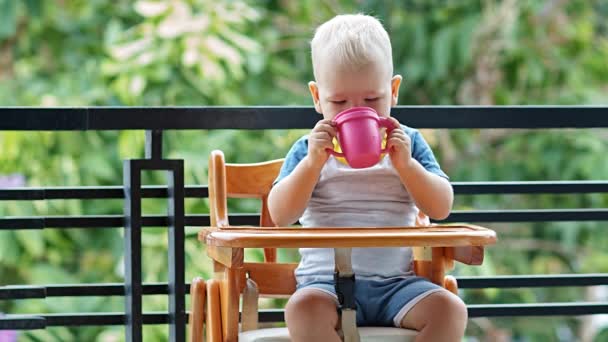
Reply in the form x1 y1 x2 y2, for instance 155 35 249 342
273 125 448 284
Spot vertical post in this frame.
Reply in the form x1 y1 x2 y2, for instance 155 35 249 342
124 130 186 341
124 160 143 342
168 161 185 341
146 130 163 160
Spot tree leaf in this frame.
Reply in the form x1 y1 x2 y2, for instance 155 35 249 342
25 0 42 17
431 28 452 80
0 0 17 39
16 230 45 258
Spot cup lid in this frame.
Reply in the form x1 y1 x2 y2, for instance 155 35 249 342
333 107 379 125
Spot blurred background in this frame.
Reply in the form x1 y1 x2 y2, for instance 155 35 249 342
1 0 607 341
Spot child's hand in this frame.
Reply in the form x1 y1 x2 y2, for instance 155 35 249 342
386 117 413 171
307 119 337 167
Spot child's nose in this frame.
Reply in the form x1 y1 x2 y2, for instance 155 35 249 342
352 100 366 108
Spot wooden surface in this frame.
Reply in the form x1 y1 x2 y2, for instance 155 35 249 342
225 160 283 198
237 262 298 297
200 224 497 248
206 246 243 268
208 151 229 228
216 265 240 342
431 247 446 285
205 279 222 342
449 245 485 265
188 277 206 342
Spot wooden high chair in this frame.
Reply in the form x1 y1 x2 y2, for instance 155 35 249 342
189 150 497 342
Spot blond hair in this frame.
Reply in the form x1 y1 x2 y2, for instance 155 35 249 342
311 14 393 80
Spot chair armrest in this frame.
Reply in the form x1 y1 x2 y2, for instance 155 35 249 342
415 211 484 265
447 246 484 265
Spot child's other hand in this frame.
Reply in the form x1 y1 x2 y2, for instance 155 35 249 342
307 119 337 167
386 117 413 171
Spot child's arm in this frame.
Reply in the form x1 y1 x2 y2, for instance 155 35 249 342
395 160 453 220
268 119 336 226
267 155 323 226
386 118 454 220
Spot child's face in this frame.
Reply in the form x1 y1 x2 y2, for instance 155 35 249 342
309 58 402 121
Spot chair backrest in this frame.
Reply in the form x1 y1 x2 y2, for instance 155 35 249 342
208 150 283 262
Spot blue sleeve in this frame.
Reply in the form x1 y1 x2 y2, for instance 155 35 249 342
404 126 449 179
273 136 309 186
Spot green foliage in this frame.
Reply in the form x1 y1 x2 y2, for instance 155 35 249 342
1 1 607 341
102 1 265 105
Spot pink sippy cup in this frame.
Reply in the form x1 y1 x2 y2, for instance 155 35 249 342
327 107 396 168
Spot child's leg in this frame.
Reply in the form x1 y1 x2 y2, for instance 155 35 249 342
399 289 468 342
285 288 341 342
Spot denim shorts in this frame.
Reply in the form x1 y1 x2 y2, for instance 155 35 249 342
296 276 442 327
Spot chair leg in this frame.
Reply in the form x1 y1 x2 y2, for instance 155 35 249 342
206 279 223 342
430 247 446 286
444 275 458 295
189 277 206 342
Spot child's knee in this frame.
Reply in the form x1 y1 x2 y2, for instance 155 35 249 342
427 291 467 320
400 290 468 329
442 291 468 322
285 289 338 325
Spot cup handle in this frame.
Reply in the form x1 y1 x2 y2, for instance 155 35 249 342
326 148 344 157
326 120 344 157
379 117 397 153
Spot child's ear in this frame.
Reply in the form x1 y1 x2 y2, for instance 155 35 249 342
308 81 322 114
391 75 402 106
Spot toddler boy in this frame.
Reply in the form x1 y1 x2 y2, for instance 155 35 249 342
268 14 466 342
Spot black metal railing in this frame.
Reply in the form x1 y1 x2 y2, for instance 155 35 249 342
1 106 607 341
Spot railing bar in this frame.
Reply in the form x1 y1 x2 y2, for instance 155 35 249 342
167 160 186 341
0 313 170 328
3 106 608 130
0 286 46 299
0 284 177 299
441 209 608 222
46 284 172 296
467 302 608 317
145 130 163 160
458 274 608 288
0 315 46 330
0 218 44 229
2 303 607 330
123 159 143 342
4 182 608 201
452 181 608 194
255 303 608 322
3 210 608 230
45 313 125 326
48 284 123 296
0 189 45 200
0 186 209 201
0 313 173 329
2 275 605 300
